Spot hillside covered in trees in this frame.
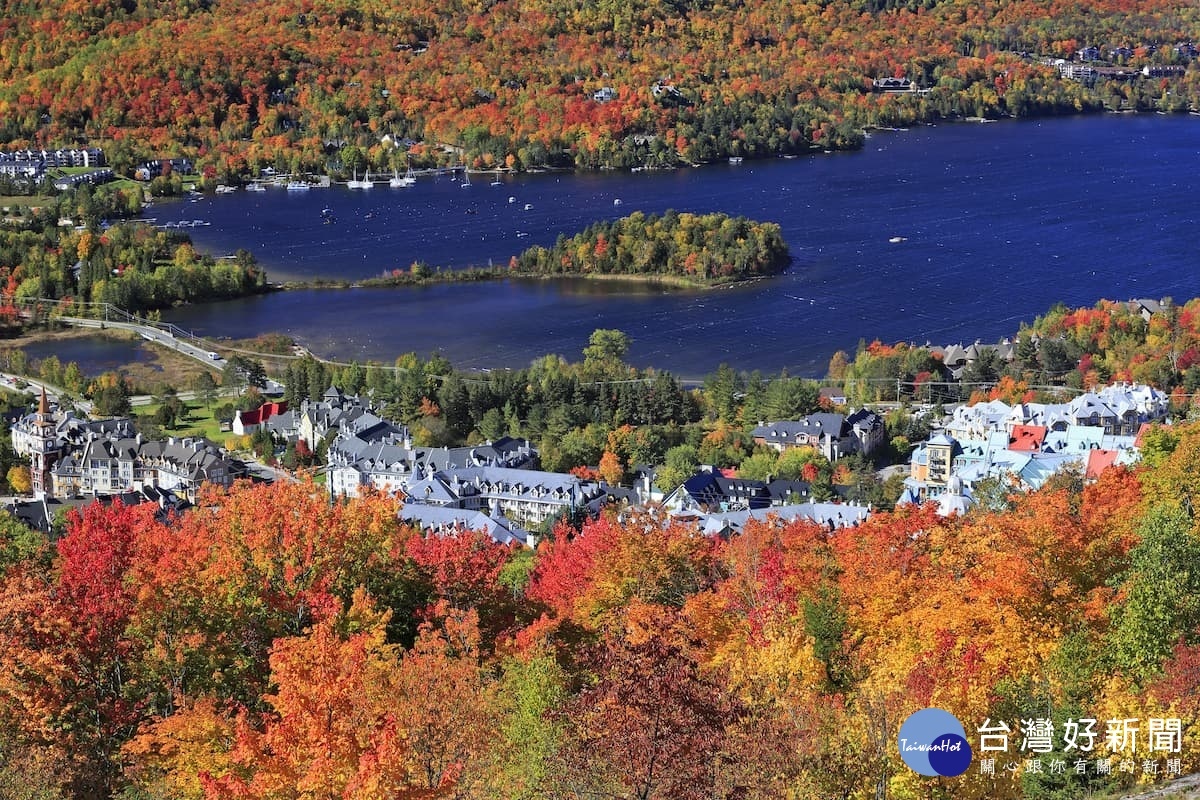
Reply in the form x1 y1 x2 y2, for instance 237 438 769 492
1 430 1199 798
1 0 1198 176
836 296 1200 409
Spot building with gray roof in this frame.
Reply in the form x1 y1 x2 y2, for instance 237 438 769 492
410 466 606 529
398 502 530 547
752 413 857 461
50 434 233 503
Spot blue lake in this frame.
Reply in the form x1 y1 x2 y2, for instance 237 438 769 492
159 114 1200 378
21 336 155 375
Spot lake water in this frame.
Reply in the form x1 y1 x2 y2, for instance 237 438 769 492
159 114 1200 378
21 336 155 375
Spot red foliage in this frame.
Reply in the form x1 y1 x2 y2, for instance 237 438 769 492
58 500 164 653
554 612 742 800
1151 639 1200 717
525 519 618 619
406 527 512 613
569 464 599 481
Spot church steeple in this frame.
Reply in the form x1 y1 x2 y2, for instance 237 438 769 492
30 388 59 500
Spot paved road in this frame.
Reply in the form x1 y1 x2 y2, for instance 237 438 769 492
0 372 94 415
60 316 228 370
59 317 284 396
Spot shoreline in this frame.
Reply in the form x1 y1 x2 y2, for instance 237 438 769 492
276 268 780 293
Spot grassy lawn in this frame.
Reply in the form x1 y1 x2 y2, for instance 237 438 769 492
136 400 229 443
0 194 54 209
102 177 145 193
111 332 223 395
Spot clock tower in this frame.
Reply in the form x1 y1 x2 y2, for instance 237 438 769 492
30 388 59 500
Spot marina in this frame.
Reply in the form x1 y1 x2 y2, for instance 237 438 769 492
158 114 1200 376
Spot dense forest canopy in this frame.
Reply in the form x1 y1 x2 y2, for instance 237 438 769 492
509 211 790 284
1 427 1199 798
0 188 266 318
0 0 1197 175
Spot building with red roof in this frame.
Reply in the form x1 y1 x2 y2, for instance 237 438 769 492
1007 424 1047 452
1085 449 1121 481
233 400 288 436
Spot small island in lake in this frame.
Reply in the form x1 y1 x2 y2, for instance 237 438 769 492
354 211 791 291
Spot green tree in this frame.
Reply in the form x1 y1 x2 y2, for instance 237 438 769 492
735 450 779 481
478 408 506 441
582 329 630 378
1110 505 1200 685
61 362 85 395
804 582 851 691
38 355 63 388
488 654 567 798
91 374 131 417
703 364 741 423
760 373 820 420
222 355 267 394
191 370 218 409
656 444 699 493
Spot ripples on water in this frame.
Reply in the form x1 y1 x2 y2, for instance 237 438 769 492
160 115 1200 377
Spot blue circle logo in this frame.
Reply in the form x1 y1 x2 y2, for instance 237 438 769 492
898 708 973 777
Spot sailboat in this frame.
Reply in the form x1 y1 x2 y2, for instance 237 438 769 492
490 169 503 186
348 168 372 189
390 158 416 188
460 164 471 188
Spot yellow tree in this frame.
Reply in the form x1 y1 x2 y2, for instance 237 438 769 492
123 698 238 800
4 466 30 495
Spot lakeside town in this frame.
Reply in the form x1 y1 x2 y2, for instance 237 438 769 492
0 297 1176 546
0 288 1198 797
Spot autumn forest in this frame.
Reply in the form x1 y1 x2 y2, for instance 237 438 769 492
1 427 1199 799
1 0 1199 177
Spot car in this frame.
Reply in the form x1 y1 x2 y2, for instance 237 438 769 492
208 352 220 360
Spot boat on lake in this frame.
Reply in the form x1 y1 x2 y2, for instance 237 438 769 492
348 169 372 189
389 170 415 188
246 182 267 192
285 181 310 191
390 159 417 188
